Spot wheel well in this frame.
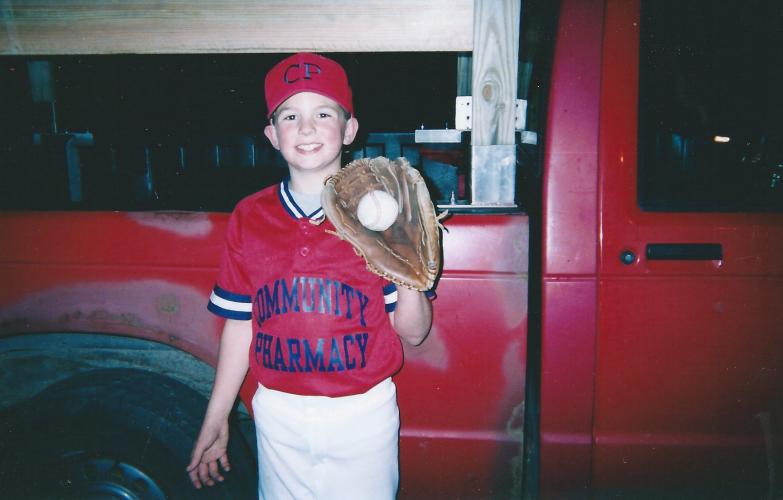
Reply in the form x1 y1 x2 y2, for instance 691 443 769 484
0 367 258 498
0 332 214 406
0 331 255 450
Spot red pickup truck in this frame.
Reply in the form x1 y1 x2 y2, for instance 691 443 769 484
0 0 780 498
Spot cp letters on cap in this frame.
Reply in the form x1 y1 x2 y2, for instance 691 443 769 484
265 52 354 117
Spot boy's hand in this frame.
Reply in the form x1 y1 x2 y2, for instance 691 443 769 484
186 419 231 489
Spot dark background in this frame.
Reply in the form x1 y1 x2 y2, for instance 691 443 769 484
0 53 463 210
0 53 458 150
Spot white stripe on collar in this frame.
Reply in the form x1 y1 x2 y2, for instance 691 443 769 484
279 179 325 221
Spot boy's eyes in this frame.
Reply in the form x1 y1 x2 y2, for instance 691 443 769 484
278 111 336 122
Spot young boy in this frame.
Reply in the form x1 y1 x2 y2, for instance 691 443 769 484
187 52 433 499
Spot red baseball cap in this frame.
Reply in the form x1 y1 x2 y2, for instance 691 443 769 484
264 52 354 118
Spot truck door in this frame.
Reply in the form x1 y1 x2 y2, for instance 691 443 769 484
596 0 783 496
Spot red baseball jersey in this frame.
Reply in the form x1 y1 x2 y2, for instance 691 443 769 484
208 180 404 397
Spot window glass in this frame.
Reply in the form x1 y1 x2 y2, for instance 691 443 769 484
0 54 456 211
639 0 783 211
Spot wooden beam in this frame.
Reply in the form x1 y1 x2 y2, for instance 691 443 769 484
0 0 473 55
471 0 520 146
469 0 520 206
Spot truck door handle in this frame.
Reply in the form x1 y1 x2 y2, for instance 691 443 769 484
645 243 723 261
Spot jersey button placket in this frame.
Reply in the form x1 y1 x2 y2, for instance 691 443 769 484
299 220 312 257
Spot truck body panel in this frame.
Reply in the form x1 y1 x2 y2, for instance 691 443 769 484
0 210 529 498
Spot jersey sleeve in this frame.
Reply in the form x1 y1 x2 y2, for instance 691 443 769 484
207 207 254 321
383 283 436 313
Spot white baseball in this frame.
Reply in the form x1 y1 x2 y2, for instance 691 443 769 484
357 190 399 231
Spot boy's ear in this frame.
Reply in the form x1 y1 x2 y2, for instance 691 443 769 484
342 117 359 145
264 124 280 150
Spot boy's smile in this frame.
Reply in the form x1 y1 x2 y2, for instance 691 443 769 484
264 92 359 191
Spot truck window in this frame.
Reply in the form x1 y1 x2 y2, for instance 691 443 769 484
0 53 458 212
638 0 783 212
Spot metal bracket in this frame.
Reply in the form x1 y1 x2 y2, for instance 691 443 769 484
415 97 536 145
414 128 463 144
455 96 527 131
471 145 517 207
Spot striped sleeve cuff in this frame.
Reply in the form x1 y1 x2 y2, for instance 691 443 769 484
383 283 436 313
383 283 398 313
207 285 253 320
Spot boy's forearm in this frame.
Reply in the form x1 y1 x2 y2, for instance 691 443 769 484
204 319 253 423
391 287 432 346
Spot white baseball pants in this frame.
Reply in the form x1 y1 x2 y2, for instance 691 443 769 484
251 378 400 500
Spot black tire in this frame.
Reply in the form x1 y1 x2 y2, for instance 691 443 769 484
0 368 256 499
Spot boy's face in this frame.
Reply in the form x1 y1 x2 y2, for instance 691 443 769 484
264 91 358 178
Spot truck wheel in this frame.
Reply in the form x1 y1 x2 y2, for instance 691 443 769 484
0 368 256 499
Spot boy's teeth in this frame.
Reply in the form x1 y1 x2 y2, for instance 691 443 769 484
298 144 319 151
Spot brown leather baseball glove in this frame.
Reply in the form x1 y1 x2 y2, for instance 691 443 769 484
321 156 443 291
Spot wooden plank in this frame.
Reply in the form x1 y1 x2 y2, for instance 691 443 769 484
0 0 473 55
469 0 520 206
471 0 520 146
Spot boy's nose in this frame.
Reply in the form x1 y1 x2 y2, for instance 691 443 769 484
298 119 316 135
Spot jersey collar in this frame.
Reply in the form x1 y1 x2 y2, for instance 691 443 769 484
278 178 325 222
